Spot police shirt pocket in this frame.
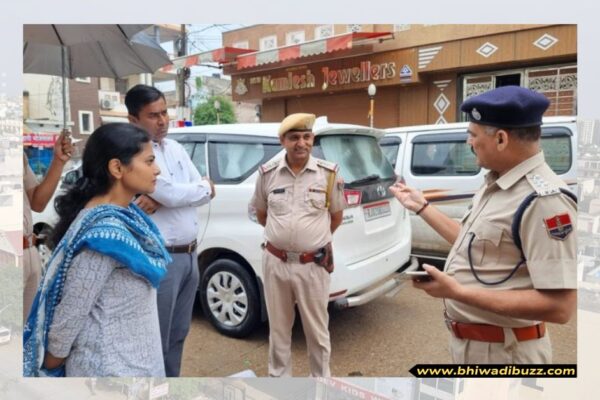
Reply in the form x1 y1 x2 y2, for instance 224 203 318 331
268 189 290 215
468 221 503 267
305 188 327 211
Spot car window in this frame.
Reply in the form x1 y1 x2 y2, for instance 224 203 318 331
61 168 82 188
315 135 396 183
541 130 572 175
180 142 195 158
190 143 207 176
179 142 207 176
411 134 480 176
210 141 281 183
380 143 399 169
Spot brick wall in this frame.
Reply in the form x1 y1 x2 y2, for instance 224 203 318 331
69 78 102 152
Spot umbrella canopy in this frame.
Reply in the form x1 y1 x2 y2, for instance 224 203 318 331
23 24 172 79
23 24 173 129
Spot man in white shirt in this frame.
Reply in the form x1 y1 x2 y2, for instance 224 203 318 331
125 84 215 377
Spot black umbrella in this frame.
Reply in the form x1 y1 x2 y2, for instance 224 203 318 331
23 24 173 130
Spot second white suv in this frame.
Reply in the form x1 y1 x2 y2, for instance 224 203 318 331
382 116 578 262
169 118 416 337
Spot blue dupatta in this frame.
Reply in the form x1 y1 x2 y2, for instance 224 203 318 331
23 203 171 377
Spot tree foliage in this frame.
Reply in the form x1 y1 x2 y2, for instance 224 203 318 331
193 95 236 125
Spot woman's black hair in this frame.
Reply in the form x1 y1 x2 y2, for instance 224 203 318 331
50 123 150 246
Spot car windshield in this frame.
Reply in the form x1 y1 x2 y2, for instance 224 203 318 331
315 134 396 184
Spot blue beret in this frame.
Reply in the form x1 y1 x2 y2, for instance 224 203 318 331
460 86 550 128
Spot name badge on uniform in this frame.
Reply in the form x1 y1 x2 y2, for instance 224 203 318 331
272 188 285 194
543 213 573 240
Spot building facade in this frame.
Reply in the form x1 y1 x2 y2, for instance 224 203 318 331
222 24 576 128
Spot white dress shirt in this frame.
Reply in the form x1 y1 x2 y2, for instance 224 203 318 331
149 138 212 246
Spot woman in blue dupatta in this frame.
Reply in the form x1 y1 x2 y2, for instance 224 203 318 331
24 123 171 377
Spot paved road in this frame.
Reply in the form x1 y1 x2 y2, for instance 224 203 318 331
181 281 576 377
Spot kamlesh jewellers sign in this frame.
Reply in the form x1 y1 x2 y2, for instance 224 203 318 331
262 69 317 93
258 60 403 94
322 61 397 88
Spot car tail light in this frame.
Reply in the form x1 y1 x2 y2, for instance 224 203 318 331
344 189 362 206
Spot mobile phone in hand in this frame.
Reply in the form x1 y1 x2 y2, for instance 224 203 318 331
403 270 433 282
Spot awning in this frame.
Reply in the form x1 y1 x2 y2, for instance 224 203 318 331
160 47 256 72
236 32 393 70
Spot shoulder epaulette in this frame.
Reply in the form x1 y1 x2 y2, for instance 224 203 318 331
259 159 280 175
512 178 577 264
525 173 561 197
316 158 338 172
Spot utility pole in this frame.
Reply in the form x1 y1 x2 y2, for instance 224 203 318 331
177 24 188 108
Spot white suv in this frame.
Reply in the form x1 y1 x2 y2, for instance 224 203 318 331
382 116 577 262
169 119 416 337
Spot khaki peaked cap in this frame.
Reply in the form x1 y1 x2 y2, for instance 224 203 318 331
278 113 316 137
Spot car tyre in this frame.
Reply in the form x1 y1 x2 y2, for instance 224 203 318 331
199 258 260 338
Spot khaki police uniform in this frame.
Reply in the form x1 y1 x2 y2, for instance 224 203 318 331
444 151 576 363
23 154 43 322
251 155 345 377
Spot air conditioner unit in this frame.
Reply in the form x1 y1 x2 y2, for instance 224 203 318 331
99 91 121 110
101 98 115 110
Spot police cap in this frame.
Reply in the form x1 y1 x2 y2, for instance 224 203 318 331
460 86 550 128
278 113 316 138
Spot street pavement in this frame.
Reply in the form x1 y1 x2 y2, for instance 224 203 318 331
182 281 577 377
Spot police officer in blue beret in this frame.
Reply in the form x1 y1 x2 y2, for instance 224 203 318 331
391 86 576 363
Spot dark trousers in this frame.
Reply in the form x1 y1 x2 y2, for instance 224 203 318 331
157 252 199 377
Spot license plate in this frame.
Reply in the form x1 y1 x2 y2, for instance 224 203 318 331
363 201 391 221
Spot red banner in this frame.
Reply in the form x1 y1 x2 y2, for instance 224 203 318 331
23 133 58 147
316 378 392 400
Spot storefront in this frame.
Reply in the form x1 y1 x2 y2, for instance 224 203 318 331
23 130 60 176
224 25 576 128
314 378 415 400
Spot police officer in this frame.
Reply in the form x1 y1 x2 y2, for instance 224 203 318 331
390 86 576 364
250 113 345 377
23 131 73 322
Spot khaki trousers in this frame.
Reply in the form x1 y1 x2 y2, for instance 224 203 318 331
23 247 42 322
262 250 331 377
449 329 552 364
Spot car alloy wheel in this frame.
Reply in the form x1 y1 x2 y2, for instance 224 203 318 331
206 271 249 326
200 258 260 338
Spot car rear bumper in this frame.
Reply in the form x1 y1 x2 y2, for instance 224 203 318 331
332 256 419 310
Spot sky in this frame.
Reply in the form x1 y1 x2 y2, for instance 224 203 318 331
155 23 247 92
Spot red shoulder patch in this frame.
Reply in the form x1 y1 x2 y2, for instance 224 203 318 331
544 213 573 240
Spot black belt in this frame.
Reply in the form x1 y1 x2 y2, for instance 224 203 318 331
166 240 197 254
